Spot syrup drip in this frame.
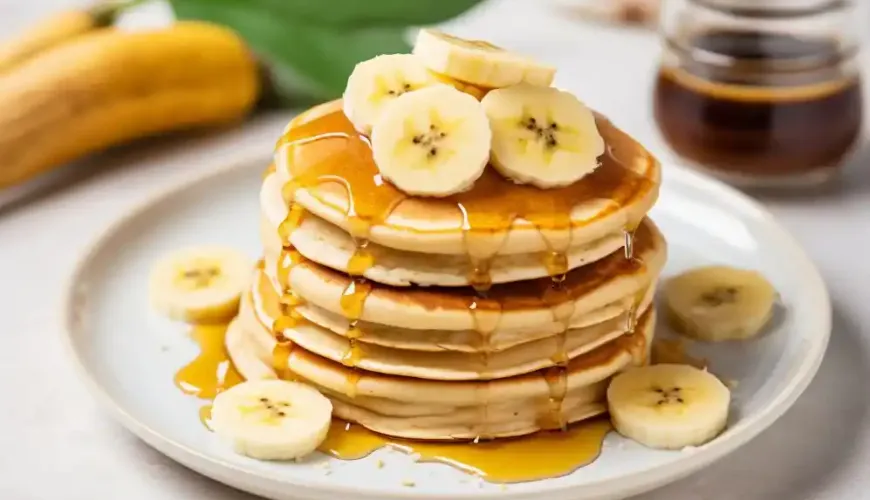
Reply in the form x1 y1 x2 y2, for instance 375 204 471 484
544 251 569 283
273 246 307 339
468 296 501 439
621 225 649 337
339 278 373 369
541 281 574 430
319 419 613 484
276 247 304 289
347 239 374 276
541 366 569 430
173 324 243 426
345 370 363 399
272 341 295 380
339 277 373 396
174 324 243 400
537 218 575 431
278 203 306 245
623 227 635 260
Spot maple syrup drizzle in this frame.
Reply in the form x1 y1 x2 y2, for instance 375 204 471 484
621 223 648 338
320 418 612 483
272 341 295 380
535 210 575 430
541 280 574 430
174 324 243 399
173 324 243 424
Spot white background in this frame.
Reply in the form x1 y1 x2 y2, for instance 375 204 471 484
1 0 869 498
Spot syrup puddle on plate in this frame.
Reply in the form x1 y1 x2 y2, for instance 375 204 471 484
175 321 614 484
320 418 613 483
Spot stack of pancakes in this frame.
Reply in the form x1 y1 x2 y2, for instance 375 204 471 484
227 100 667 441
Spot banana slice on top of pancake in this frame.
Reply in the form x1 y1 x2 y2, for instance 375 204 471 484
413 28 555 88
342 54 440 134
371 84 491 197
481 84 606 188
607 364 731 450
663 265 777 342
211 380 333 460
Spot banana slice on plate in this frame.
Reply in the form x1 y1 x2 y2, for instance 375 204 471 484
148 246 251 323
481 84 605 188
608 364 731 450
413 28 555 88
211 380 333 461
342 53 439 134
371 84 491 197
664 265 777 342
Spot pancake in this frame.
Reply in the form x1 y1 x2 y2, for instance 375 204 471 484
248 267 655 380
273 99 661 256
226 294 656 439
254 264 658 353
232 289 653 405
287 293 647 353
261 174 628 287
263 218 666 332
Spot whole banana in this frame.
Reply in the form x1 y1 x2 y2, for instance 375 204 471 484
0 21 261 189
0 5 119 74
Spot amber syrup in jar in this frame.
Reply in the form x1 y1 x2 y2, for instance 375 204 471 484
653 1 864 188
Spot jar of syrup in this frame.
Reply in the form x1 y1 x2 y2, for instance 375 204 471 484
653 0 864 188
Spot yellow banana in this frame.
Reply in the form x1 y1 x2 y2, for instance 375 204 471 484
0 21 261 189
0 5 120 74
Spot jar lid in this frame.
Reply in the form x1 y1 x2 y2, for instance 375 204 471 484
693 0 851 16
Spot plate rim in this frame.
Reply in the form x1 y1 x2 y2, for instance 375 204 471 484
61 155 832 500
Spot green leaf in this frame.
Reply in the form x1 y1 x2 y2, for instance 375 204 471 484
171 0 416 104
225 0 486 28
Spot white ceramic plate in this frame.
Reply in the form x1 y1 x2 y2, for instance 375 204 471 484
63 156 830 500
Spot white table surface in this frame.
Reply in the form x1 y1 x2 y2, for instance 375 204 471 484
1 1 869 499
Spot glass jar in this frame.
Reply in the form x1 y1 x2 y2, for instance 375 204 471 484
653 0 864 189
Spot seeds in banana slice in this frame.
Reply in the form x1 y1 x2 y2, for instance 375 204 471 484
413 28 555 88
371 84 491 197
481 84 605 188
607 364 730 450
148 246 251 323
664 265 777 342
342 53 439 134
211 380 333 461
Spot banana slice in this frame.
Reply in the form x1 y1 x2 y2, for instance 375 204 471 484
431 71 489 100
211 380 333 461
371 84 491 197
481 84 605 188
608 364 730 450
664 265 777 342
413 28 555 88
342 53 439 134
149 246 251 323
